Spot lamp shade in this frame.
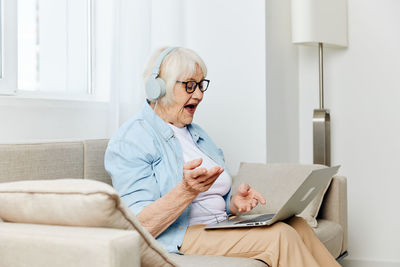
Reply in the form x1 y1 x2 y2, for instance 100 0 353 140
291 0 348 47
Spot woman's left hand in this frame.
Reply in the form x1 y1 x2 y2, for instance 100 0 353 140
229 184 266 215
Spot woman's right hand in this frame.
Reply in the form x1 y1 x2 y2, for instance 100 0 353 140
180 158 224 196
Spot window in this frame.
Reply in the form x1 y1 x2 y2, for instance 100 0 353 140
0 0 17 95
0 0 112 101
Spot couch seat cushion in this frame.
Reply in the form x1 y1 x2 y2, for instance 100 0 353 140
314 219 343 258
168 254 267 267
0 179 176 267
0 222 141 267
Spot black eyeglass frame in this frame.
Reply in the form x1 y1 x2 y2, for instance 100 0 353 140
176 79 210 93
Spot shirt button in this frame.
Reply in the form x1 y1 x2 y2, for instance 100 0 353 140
179 226 183 230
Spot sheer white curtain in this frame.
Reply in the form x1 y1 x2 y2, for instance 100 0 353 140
108 0 185 136
108 0 150 136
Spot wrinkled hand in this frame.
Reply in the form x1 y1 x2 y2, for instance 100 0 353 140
180 158 224 196
230 184 266 214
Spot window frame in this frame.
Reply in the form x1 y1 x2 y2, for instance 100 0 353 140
0 0 109 102
0 0 17 95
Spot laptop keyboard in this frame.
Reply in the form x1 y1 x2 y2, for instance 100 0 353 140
234 213 275 224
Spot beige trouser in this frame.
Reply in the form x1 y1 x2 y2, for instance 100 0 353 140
180 216 341 267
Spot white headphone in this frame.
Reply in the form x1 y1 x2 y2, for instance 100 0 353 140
145 47 178 101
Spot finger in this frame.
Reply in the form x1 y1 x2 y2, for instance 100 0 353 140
186 167 207 179
238 183 250 196
253 191 267 205
183 158 203 170
202 172 221 187
237 202 249 213
196 167 223 183
246 204 252 212
251 198 258 208
206 166 224 176
197 176 218 193
200 170 222 190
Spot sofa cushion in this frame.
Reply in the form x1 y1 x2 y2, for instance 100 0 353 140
0 179 176 267
0 142 84 183
83 139 112 185
233 163 330 227
0 222 141 267
168 254 267 267
314 219 343 258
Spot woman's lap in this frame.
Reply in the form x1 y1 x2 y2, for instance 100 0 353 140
179 216 339 267
179 216 310 265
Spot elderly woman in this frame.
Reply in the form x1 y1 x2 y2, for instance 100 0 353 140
105 47 340 267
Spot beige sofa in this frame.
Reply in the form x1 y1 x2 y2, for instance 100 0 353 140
0 140 348 267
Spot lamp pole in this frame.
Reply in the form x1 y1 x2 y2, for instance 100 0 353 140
319 43 324 109
291 0 347 167
313 42 331 166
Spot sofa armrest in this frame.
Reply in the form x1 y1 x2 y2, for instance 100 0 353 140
0 222 141 267
318 175 348 254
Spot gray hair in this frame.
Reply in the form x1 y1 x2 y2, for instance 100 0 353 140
143 47 208 106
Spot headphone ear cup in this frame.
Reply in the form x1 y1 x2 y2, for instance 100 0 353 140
145 77 166 100
156 78 166 98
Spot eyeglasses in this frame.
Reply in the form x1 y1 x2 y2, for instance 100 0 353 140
176 79 210 93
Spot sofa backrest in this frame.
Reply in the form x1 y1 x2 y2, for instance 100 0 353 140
83 139 111 185
0 140 112 185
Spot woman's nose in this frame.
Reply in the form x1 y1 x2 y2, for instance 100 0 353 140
192 87 203 100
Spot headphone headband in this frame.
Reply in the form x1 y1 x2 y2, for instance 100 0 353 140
150 47 178 78
145 47 179 101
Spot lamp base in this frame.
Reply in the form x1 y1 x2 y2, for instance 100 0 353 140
313 109 331 166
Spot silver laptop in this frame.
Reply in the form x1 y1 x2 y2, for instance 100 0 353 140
205 165 340 229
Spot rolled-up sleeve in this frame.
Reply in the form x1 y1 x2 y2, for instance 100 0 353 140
104 138 161 216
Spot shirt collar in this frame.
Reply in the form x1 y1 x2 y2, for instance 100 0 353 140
140 100 204 142
187 124 202 143
140 101 174 140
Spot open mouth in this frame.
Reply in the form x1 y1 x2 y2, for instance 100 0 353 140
184 104 197 114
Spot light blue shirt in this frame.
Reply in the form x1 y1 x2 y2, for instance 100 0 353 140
104 102 232 253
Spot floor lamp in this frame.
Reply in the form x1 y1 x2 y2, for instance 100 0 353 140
291 0 348 166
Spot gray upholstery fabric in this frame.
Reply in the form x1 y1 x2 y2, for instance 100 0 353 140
0 179 177 267
83 139 112 185
315 219 344 258
0 139 348 265
0 142 84 183
168 254 268 267
318 176 348 254
0 222 141 267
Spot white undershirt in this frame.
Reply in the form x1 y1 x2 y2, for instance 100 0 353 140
169 124 231 225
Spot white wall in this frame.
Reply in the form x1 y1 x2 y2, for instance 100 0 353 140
266 0 299 163
183 0 267 174
0 0 267 176
0 98 109 143
298 0 400 264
